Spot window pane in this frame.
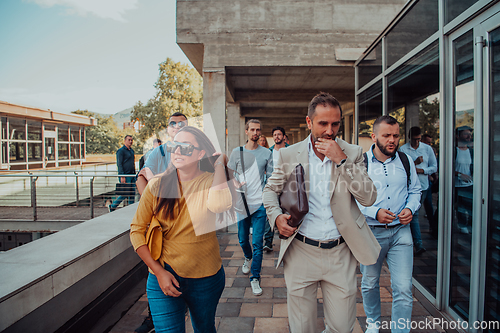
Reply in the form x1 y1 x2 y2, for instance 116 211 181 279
9 118 25 140
80 128 84 142
58 143 69 160
58 125 69 142
386 0 439 68
358 81 382 151
70 126 80 142
10 142 25 162
28 142 42 161
358 42 382 89
450 30 474 320
445 0 479 24
80 143 85 159
2 142 7 164
1 117 7 141
28 120 42 141
70 144 80 159
44 123 56 131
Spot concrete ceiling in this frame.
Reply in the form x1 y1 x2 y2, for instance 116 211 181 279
226 66 355 135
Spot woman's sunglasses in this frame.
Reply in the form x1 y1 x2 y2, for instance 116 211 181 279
165 141 202 156
168 120 187 128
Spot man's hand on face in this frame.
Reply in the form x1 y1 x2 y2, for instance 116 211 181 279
315 138 347 164
275 214 296 238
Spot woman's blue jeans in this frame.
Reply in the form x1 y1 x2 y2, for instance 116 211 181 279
146 264 225 333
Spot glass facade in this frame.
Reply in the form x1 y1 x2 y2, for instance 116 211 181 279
0 116 86 169
358 41 382 89
385 0 439 68
356 0 500 326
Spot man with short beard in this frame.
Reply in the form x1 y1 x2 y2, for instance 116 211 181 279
358 115 421 333
228 119 273 296
263 92 379 332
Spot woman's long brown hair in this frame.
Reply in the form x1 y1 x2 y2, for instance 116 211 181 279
153 126 217 220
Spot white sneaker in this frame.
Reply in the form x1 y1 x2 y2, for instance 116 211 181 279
242 258 251 274
250 278 263 296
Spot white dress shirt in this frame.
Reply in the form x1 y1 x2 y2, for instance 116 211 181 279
399 142 437 191
358 145 422 227
298 135 341 241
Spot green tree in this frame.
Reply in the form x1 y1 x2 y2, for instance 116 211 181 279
419 97 440 153
131 58 203 141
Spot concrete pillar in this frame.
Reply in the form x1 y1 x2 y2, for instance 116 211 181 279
203 68 227 153
227 103 241 153
240 116 246 146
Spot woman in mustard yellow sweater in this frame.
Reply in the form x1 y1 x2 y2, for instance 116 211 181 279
130 126 232 333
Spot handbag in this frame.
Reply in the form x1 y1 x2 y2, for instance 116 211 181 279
115 182 135 196
278 163 309 239
146 216 162 261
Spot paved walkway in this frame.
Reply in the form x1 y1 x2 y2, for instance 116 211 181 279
110 224 440 333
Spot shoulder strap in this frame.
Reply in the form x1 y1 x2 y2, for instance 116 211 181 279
238 146 251 217
159 145 165 157
397 151 411 189
363 152 368 172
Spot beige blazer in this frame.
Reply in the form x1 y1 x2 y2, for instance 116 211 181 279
262 137 381 267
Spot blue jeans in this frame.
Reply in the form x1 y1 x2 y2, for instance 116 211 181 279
360 224 413 333
237 204 266 281
110 176 135 209
146 264 225 333
264 218 274 248
410 194 424 250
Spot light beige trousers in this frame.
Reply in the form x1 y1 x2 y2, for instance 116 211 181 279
283 238 358 333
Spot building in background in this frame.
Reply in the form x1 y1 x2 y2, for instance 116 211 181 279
0 101 96 170
355 0 499 329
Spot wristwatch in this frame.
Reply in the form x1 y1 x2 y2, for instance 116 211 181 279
337 158 347 168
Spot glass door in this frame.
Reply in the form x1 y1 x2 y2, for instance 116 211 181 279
483 13 500 331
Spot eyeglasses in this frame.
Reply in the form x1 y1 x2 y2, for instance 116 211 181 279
165 141 201 156
168 120 187 128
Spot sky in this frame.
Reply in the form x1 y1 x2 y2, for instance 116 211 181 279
0 0 191 115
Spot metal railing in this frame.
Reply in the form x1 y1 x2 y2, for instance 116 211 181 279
0 173 137 222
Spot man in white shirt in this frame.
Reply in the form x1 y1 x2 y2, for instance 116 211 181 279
263 92 379 333
399 126 437 254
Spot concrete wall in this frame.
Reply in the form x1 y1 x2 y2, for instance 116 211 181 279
177 0 407 69
0 205 142 333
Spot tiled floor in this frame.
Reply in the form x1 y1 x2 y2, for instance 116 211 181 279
110 224 440 333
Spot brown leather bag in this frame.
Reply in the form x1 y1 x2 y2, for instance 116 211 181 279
278 163 309 239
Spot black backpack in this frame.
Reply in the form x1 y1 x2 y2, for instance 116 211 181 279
363 151 411 189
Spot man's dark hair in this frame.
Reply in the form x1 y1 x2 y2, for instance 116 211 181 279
245 119 261 131
124 135 133 140
272 126 286 136
373 115 398 133
307 92 343 119
422 134 432 141
170 112 187 120
408 126 421 138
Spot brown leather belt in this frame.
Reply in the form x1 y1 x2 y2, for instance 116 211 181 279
295 233 345 249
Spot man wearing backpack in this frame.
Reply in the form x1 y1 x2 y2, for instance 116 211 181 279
136 112 187 195
358 115 421 333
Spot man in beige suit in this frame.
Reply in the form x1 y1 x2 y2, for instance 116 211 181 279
263 92 381 333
